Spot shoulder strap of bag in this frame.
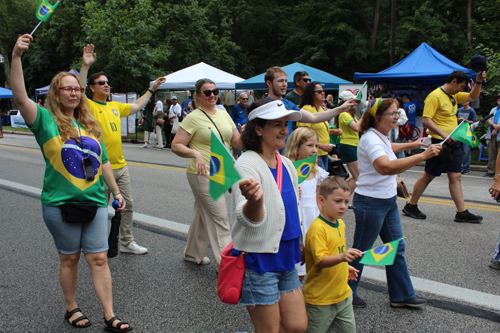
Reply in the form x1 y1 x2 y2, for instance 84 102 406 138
275 153 283 194
199 108 225 146
372 129 402 180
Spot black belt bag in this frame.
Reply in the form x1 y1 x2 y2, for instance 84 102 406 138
60 202 98 224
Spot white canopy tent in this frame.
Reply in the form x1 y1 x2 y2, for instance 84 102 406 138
150 62 244 90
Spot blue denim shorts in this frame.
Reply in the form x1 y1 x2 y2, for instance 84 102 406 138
42 204 109 254
240 268 302 306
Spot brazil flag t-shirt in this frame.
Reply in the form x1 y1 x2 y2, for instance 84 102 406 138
30 105 109 207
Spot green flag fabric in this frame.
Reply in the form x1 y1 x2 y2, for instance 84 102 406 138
359 239 403 266
356 81 367 100
36 0 60 22
292 154 316 184
449 122 480 148
209 130 241 201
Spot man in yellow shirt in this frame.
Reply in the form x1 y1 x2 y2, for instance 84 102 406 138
403 70 486 223
80 44 165 254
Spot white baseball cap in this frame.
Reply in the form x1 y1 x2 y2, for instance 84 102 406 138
339 90 357 101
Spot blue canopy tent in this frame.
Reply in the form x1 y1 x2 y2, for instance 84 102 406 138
235 62 352 90
353 43 477 86
0 87 13 99
35 69 80 96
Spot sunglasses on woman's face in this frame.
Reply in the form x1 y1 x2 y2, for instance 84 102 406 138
202 88 219 97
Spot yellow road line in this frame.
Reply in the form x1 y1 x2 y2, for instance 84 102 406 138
127 161 186 173
0 144 39 153
398 197 500 212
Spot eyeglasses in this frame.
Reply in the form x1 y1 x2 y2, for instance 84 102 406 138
381 111 400 118
94 80 110 86
202 88 219 97
315 90 325 94
60 86 84 94
240 97 249 100
302 78 311 83
450 96 456 106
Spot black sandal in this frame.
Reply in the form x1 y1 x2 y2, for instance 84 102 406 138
104 316 132 332
64 307 91 328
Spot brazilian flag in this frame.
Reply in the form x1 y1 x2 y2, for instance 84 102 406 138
449 121 480 148
36 0 60 22
209 130 241 201
359 239 403 266
292 154 316 184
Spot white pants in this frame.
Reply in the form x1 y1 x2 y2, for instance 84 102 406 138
155 125 163 148
144 131 150 144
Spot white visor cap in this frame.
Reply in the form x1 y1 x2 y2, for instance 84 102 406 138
248 100 302 122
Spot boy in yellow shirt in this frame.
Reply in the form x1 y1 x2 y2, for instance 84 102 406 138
304 176 362 333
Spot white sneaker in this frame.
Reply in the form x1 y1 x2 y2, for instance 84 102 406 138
142 142 148 148
120 241 148 254
183 255 210 265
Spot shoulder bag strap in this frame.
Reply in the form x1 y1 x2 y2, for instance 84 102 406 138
199 108 225 146
275 153 283 194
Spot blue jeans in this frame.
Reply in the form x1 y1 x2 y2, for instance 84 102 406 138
317 154 329 172
348 193 416 302
462 143 471 172
493 232 500 261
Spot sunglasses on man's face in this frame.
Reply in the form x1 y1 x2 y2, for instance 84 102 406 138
240 97 249 100
94 80 110 86
202 88 219 97
302 78 311 83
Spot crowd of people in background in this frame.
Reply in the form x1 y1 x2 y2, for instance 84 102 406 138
9 33 500 333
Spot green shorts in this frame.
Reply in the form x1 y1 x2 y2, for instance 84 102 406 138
338 144 358 163
305 294 355 333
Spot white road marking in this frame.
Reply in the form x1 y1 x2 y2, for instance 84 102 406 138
2 178 500 311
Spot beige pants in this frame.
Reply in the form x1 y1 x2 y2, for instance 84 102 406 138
185 173 232 265
487 139 499 174
105 166 134 246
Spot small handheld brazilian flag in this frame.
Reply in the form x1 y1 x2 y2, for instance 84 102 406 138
356 81 367 100
209 130 241 201
359 238 403 266
36 0 60 22
292 154 316 184
449 121 480 148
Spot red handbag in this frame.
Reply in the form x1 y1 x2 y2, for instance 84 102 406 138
398 121 412 139
218 242 246 304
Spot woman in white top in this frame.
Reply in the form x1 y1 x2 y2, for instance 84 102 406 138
348 98 441 309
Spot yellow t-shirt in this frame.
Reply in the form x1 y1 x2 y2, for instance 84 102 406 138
338 112 359 146
180 108 236 174
304 215 351 306
87 100 131 169
423 88 469 139
296 105 330 156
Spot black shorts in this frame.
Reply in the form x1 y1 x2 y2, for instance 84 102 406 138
424 138 463 176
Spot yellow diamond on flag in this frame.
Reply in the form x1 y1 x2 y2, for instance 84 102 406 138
210 152 225 185
371 243 394 262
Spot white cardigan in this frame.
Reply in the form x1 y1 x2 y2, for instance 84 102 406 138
230 150 301 253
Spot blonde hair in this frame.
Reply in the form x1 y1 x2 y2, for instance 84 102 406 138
284 127 319 177
46 72 101 142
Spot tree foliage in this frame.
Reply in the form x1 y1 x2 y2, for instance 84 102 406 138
2 0 500 102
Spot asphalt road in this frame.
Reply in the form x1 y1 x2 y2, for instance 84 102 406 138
1 133 500 333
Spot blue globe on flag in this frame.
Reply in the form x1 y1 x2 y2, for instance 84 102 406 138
374 244 390 255
299 164 310 177
210 156 221 176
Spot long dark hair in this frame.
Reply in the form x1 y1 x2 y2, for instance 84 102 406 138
299 81 321 108
241 99 274 153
